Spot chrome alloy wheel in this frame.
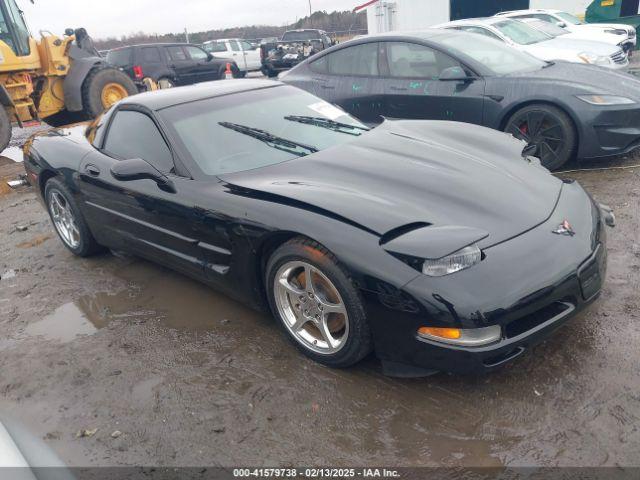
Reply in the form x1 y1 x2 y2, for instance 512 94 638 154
274 261 349 355
49 191 81 249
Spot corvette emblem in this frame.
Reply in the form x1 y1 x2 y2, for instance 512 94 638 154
553 220 575 236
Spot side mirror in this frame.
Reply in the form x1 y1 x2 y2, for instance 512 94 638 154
206 52 214 61
439 66 471 81
556 21 567 28
110 158 176 193
522 143 539 158
64 28 75 36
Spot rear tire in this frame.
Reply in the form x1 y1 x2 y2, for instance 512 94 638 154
504 104 576 171
44 177 103 257
81 66 138 118
158 77 175 89
266 237 373 368
0 107 11 152
232 66 247 79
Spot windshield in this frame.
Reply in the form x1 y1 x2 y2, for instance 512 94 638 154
107 48 132 67
439 32 546 75
526 20 568 37
160 86 368 176
556 12 583 25
282 31 320 42
203 41 226 53
2 0 31 56
493 19 551 45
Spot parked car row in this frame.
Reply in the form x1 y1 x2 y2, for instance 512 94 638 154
107 43 230 89
280 9 639 170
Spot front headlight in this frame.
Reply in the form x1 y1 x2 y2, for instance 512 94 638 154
422 244 482 277
578 52 611 66
576 94 636 105
605 28 630 36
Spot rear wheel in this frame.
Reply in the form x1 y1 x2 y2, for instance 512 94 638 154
232 65 247 78
158 77 175 89
81 66 138 118
266 238 372 368
44 178 103 257
0 107 11 152
504 104 576 171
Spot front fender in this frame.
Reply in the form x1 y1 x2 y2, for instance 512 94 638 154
63 52 103 112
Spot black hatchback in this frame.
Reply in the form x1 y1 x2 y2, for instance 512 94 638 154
281 29 640 170
107 43 230 89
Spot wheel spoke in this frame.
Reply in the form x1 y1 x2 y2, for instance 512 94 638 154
291 312 310 332
318 316 337 349
304 265 316 295
507 124 529 142
526 111 545 137
318 297 346 316
278 276 305 296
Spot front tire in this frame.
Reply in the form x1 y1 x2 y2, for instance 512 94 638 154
266 238 372 368
81 66 138 118
504 104 577 171
44 178 103 257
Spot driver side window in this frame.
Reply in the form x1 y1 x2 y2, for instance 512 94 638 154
104 110 175 174
385 42 462 79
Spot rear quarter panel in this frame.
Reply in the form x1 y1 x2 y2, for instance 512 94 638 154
23 125 95 199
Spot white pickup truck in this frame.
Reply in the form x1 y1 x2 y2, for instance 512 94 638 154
202 38 262 77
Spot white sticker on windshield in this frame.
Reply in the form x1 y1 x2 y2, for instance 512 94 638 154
308 101 346 121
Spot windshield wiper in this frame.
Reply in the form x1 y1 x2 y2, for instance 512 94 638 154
284 115 370 136
218 122 319 157
542 61 555 68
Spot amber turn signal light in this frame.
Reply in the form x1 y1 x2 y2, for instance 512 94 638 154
417 325 502 347
418 327 461 340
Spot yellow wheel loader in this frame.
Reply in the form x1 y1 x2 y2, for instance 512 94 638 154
0 0 137 151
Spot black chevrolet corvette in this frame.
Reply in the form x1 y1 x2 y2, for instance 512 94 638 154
24 80 613 376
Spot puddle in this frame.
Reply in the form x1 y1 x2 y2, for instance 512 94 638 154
23 259 271 343
24 302 102 343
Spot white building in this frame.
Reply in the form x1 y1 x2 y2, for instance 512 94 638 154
355 0 594 35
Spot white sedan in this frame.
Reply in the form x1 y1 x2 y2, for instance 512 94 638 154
437 18 629 70
495 9 636 51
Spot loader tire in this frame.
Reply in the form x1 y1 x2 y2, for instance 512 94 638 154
81 66 138 119
0 107 11 153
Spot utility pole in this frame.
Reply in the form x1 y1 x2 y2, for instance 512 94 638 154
184 28 189 43
308 0 313 26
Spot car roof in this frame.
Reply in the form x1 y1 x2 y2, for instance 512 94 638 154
362 28 460 39
497 9 562 15
110 43 201 50
120 79 283 111
440 17 506 27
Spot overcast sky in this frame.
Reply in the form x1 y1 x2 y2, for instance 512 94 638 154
20 0 361 39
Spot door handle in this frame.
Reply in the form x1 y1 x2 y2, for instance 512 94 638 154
390 86 408 92
320 85 335 90
84 164 101 177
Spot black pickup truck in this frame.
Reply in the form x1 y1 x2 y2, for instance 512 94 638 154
260 29 334 77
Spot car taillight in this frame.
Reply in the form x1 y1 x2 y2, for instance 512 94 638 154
133 65 144 80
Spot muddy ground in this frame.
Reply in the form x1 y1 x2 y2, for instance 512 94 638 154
0 137 639 469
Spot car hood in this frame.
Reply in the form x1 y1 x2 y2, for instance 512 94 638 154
516 61 640 98
219 120 562 247
565 31 626 45
524 37 617 58
580 23 634 34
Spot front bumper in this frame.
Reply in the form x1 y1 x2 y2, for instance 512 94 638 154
574 100 640 160
365 181 609 376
